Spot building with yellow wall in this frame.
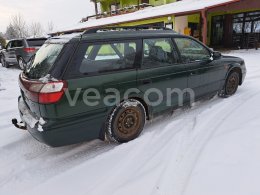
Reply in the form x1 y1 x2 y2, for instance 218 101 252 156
55 0 260 49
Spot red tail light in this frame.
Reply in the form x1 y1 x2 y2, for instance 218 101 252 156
38 82 67 104
24 47 36 53
19 74 67 104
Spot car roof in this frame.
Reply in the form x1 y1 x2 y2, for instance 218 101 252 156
26 37 48 40
9 37 47 41
9 38 25 41
81 30 180 41
48 28 185 44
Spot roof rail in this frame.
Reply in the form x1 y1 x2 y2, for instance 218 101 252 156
83 25 175 34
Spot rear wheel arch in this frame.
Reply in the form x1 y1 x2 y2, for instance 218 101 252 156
17 55 24 61
127 97 150 120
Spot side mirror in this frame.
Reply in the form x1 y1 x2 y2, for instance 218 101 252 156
212 51 222 60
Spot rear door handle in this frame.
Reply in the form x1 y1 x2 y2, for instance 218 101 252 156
142 79 152 85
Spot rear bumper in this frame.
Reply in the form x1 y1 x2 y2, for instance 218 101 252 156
18 96 41 129
18 96 107 147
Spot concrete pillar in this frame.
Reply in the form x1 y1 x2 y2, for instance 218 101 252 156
201 9 208 45
94 0 98 15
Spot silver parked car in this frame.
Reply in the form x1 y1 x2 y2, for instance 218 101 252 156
0 38 47 69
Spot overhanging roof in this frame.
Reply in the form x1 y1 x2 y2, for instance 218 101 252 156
53 0 239 34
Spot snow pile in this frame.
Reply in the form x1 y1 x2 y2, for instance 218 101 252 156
0 49 260 195
55 0 237 33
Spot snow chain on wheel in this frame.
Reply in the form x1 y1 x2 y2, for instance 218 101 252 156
106 99 146 143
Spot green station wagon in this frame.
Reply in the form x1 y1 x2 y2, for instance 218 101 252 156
12 26 246 147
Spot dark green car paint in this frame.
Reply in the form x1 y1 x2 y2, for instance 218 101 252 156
18 30 246 147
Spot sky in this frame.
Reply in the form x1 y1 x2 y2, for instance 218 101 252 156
0 0 95 33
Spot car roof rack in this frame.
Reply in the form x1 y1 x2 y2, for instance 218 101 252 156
83 25 176 34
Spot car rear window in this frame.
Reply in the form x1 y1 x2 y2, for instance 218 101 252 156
79 41 137 74
27 38 47 47
25 43 64 79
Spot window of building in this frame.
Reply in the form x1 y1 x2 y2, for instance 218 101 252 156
233 11 260 34
142 38 179 68
174 38 211 63
79 41 137 74
110 3 120 13
141 0 149 4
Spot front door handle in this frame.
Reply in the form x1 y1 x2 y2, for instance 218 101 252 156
142 79 152 85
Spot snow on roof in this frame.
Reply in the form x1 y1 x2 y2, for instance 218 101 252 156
48 32 83 43
54 0 238 34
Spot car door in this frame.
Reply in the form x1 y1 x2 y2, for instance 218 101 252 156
174 37 225 100
7 40 17 64
137 37 188 115
4 41 13 63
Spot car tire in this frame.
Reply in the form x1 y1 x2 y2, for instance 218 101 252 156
106 99 146 143
219 71 240 98
0 56 9 68
18 57 25 70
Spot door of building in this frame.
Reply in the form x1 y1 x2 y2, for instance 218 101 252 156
211 15 225 46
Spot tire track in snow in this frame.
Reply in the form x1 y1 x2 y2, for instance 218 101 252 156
0 139 116 194
86 90 260 195
80 99 221 195
177 90 260 195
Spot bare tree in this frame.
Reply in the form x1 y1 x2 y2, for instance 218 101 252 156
30 22 43 37
5 24 18 39
0 32 6 47
46 21 54 33
11 14 28 38
253 21 260 33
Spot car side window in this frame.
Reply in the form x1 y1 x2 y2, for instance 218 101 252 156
174 38 211 63
79 41 137 74
6 42 12 49
16 40 23 47
142 38 179 68
12 41 18 48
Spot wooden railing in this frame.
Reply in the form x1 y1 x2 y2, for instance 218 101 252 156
233 33 259 49
81 3 153 22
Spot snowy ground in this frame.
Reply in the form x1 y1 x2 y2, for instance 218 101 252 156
0 50 260 195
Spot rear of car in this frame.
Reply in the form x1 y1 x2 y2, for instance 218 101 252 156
15 33 136 146
22 38 47 63
0 38 47 69
16 37 76 146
